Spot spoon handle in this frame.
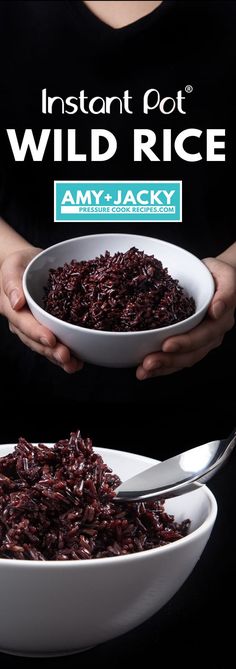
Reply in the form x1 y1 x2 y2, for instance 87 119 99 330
115 429 236 502
198 428 236 484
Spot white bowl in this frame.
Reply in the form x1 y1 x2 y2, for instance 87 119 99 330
23 234 214 367
0 444 217 657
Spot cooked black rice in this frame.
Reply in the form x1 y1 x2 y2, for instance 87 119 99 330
0 432 190 560
43 247 195 331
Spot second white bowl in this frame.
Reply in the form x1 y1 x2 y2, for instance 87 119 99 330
0 444 217 656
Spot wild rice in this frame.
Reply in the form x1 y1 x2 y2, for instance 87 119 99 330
0 432 190 560
44 247 195 331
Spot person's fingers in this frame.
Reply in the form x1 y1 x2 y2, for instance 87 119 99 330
162 311 233 354
1 248 83 372
137 342 213 380
6 304 57 347
9 323 69 363
203 258 236 319
63 357 83 374
136 364 181 380
9 324 83 373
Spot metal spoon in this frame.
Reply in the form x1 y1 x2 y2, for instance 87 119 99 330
115 430 236 502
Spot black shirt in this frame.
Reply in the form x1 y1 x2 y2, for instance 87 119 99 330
0 0 235 413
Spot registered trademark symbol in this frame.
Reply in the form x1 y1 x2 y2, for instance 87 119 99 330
185 85 193 93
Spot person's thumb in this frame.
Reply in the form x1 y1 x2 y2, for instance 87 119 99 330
1 257 26 311
209 299 227 320
203 258 236 320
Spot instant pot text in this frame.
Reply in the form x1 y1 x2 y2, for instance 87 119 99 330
5 88 226 163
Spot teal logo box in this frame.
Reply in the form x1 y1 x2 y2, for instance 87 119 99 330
54 181 182 222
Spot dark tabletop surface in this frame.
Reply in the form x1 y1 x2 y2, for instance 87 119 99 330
0 403 235 669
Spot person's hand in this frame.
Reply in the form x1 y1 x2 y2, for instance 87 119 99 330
0 247 83 373
136 257 236 380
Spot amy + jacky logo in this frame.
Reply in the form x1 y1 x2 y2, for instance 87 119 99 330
54 181 182 223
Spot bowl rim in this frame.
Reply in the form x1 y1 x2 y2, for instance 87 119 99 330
0 444 218 568
22 233 215 337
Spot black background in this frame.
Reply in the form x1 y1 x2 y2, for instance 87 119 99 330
0 1 235 665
